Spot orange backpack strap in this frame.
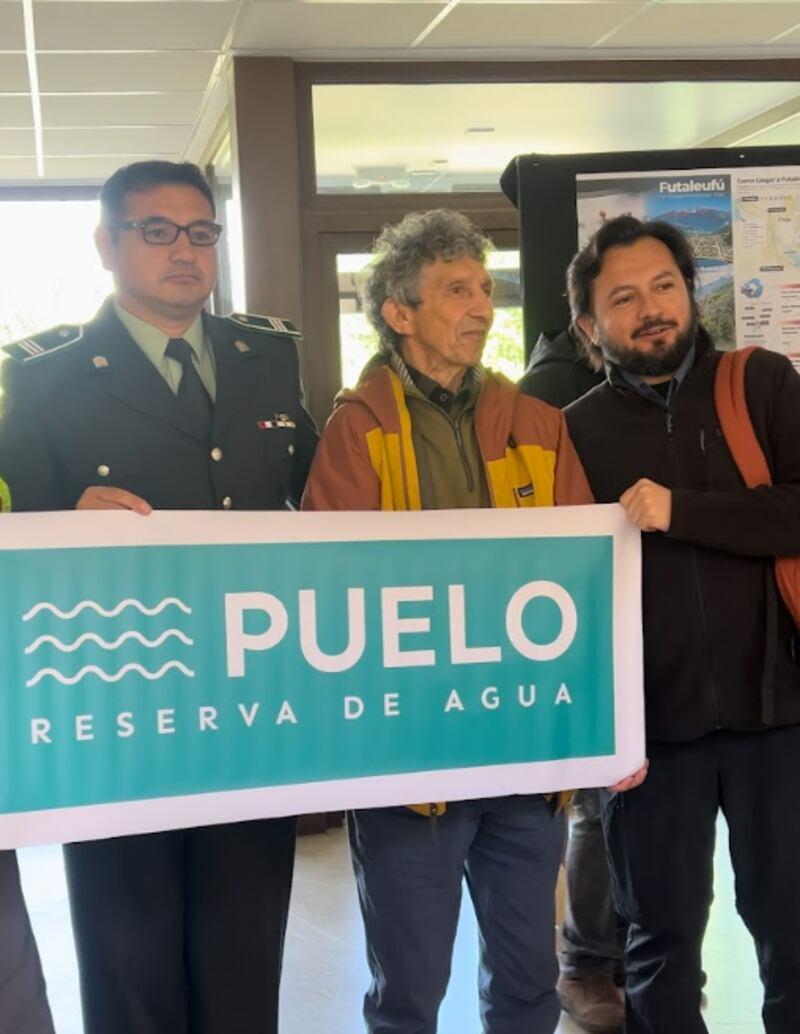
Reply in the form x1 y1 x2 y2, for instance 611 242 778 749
715 348 800 655
714 347 772 488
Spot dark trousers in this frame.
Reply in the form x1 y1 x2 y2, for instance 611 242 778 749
0 851 54 1034
349 796 564 1034
64 817 297 1034
560 788 625 979
601 727 800 1034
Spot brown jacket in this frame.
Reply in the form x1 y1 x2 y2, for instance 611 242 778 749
303 363 592 512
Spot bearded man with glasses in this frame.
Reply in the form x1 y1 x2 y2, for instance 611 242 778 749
0 160 317 1034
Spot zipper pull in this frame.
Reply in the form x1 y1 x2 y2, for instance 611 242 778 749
699 426 706 454
666 412 674 436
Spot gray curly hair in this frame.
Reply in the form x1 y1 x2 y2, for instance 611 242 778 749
359 209 493 352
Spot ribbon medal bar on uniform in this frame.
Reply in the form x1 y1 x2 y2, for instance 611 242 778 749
257 414 297 429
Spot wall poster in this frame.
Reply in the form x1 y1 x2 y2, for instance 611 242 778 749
577 167 800 370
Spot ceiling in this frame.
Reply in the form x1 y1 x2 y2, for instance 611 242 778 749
0 0 799 185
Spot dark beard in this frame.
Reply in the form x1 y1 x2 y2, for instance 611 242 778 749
600 315 696 378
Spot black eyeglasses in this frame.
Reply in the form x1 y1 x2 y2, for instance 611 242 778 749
113 218 224 246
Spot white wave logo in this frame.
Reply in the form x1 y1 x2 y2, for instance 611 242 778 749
23 598 192 622
23 598 195 687
27 661 195 688
25 629 194 655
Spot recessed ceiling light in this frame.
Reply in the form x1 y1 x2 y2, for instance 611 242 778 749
466 127 495 135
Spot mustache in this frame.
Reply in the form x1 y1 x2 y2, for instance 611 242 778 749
633 319 678 338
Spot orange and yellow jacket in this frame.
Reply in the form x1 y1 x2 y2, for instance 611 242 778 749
302 360 594 815
303 362 593 513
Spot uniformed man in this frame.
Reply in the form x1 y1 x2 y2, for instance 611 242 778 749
0 160 317 1034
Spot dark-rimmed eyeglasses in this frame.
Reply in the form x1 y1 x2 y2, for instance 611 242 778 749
112 218 223 246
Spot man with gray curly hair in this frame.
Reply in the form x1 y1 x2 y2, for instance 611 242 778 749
361 208 491 356
304 209 601 1033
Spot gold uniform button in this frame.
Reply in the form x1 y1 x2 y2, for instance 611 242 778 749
287 443 295 456
97 464 110 478
221 496 233 510
211 447 223 462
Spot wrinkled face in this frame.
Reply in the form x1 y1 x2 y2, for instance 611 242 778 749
96 183 217 326
383 255 494 385
578 236 695 379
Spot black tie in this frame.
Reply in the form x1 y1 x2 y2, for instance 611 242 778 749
165 337 213 442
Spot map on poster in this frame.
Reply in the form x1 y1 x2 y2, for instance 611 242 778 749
576 167 800 369
733 169 800 364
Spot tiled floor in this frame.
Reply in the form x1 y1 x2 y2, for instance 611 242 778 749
20 816 763 1033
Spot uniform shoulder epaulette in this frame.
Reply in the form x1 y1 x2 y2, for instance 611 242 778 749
1 324 83 364
228 312 302 339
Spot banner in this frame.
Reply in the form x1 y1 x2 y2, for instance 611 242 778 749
576 166 800 369
0 506 643 848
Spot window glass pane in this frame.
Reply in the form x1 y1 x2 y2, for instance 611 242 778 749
482 250 523 382
207 135 246 314
337 249 523 389
313 81 800 195
0 199 111 346
225 196 246 313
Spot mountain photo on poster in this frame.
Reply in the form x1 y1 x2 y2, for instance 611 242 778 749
576 172 735 348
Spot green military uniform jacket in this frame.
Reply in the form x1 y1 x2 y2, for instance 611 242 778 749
0 299 318 513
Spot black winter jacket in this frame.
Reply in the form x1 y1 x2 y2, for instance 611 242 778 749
518 328 603 408
565 331 800 743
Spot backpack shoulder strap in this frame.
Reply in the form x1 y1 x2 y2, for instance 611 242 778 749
714 346 772 488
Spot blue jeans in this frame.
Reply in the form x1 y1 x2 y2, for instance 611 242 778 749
348 795 564 1034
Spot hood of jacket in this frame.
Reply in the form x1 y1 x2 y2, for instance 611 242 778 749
523 327 595 378
332 353 403 433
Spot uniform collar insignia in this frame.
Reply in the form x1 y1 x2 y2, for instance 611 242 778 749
1 324 83 364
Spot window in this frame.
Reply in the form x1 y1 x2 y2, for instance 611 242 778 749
0 198 111 346
312 81 800 195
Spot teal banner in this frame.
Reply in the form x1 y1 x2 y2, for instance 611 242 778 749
0 507 643 847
